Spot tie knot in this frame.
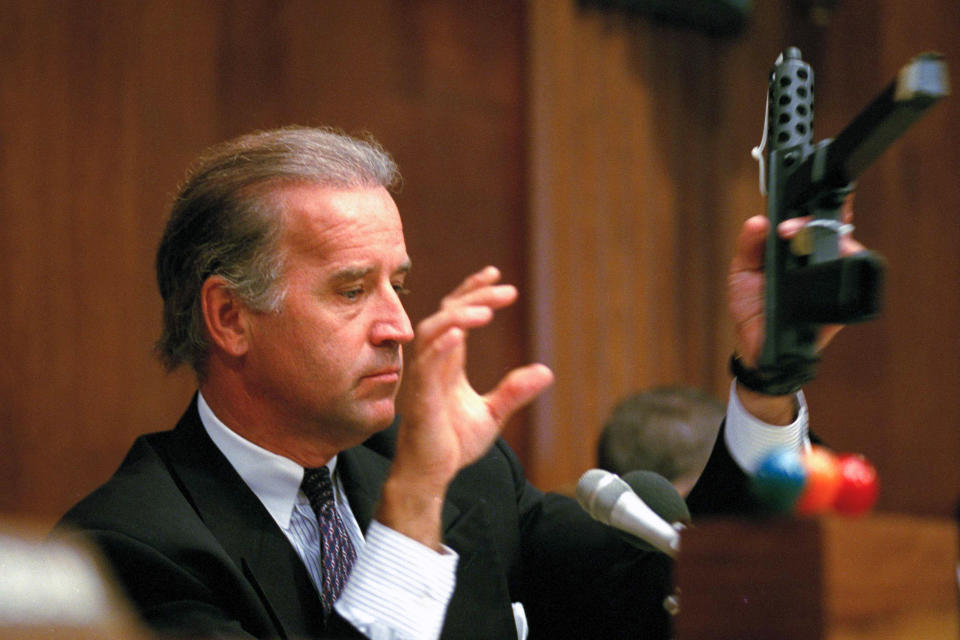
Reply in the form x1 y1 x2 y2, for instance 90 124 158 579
301 466 335 510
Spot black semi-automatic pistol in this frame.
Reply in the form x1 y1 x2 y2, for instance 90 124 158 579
756 47 949 375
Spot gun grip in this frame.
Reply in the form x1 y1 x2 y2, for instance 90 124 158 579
781 251 886 324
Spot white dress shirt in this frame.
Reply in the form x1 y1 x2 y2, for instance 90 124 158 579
196 385 808 640
724 380 811 474
196 393 456 640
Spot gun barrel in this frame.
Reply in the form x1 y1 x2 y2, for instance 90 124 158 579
783 53 950 209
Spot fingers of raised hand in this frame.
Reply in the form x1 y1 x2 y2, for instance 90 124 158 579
416 304 494 347
777 195 865 258
839 230 866 256
483 363 554 427
777 216 867 257
443 266 517 309
398 326 466 416
836 195 866 254
445 265 502 299
815 324 844 352
442 285 518 316
416 267 519 346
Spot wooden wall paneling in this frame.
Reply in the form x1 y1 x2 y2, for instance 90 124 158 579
3 0 956 524
0 1 211 519
200 1 531 425
1 0 528 523
528 2 729 489
798 0 960 516
527 0 767 490
877 0 960 518
526 0 960 516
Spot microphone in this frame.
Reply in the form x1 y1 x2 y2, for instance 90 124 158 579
621 469 691 527
576 469 689 557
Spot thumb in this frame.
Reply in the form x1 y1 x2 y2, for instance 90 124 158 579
484 364 554 425
730 215 769 273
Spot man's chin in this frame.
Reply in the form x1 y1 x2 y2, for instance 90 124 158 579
370 411 398 432
359 400 398 432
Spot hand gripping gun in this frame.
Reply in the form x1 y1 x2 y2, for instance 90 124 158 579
749 47 949 389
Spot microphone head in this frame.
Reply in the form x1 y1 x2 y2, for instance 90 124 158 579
576 468 686 555
576 469 630 523
621 470 691 526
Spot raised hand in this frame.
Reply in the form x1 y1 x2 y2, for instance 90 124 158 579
728 198 866 368
377 266 553 548
727 199 866 424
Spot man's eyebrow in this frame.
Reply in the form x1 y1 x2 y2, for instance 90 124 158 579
329 259 412 283
395 259 413 276
329 266 374 284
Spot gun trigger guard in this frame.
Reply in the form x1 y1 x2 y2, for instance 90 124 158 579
804 219 854 235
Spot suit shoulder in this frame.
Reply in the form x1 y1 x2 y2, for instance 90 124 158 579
56 430 201 539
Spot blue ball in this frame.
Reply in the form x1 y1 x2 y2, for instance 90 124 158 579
751 447 807 513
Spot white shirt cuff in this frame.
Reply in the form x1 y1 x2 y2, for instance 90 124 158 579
724 379 811 475
335 520 458 640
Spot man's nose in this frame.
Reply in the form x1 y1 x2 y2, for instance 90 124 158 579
370 285 414 346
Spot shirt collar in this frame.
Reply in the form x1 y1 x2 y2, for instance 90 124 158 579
196 391 337 530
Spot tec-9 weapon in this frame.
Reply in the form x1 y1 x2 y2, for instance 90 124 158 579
754 47 949 379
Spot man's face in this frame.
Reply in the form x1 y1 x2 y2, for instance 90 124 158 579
241 183 414 446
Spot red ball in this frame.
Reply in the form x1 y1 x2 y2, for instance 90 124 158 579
833 453 879 516
795 446 842 515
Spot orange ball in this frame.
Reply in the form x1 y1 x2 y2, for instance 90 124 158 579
795 445 842 515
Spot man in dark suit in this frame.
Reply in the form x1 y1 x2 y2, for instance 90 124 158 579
56 126 863 639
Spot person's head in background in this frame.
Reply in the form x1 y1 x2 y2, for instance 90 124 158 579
596 386 725 497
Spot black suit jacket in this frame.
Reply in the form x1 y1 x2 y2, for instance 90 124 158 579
57 397 755 639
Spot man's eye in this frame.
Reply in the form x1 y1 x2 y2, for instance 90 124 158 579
341 287 364 300
393 284 411 296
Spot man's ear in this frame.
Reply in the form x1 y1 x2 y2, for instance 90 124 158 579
201 276 250 358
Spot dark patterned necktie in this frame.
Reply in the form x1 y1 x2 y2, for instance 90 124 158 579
301 466 357 615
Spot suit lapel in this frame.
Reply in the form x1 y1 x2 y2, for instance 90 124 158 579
336 444 388 532
159 407 477 638
158 400 324 639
